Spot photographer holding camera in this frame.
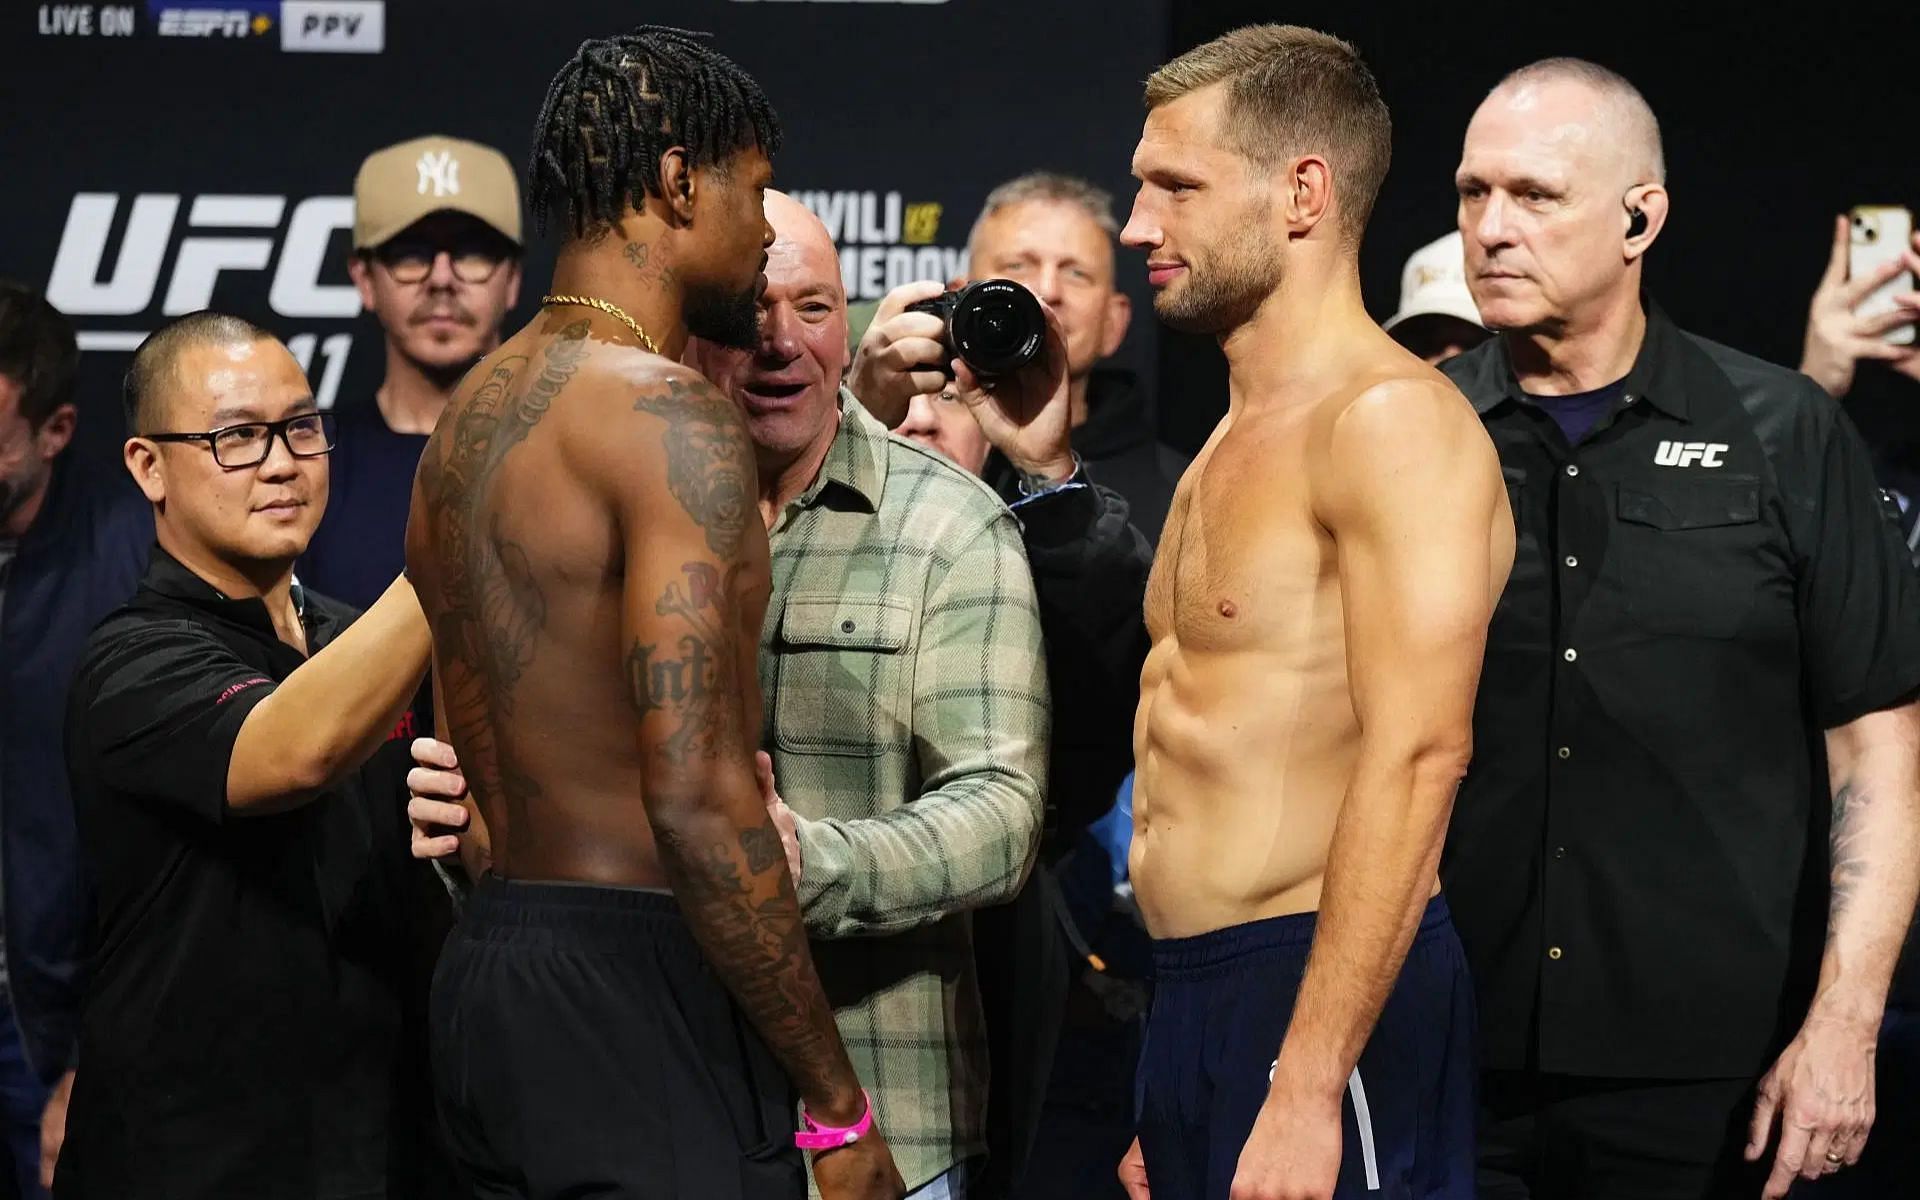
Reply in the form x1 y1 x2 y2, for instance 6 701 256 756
852 173 1186 542
853 255 1155 1199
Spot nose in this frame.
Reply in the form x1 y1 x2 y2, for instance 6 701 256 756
761 215 776 251
757 302 802 364
1034 264 1064 307
1470 192 1518 252
895 392 940 438
255 427 301 481
1119 190 1159 251
425 250 460 290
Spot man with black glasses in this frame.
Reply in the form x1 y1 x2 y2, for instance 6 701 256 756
56 312 446 1199
299 135 522 614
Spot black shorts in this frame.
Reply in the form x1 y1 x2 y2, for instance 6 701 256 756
429 878 804 1200
1136 895 1477 1200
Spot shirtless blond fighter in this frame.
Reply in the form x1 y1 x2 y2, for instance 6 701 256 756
1113 28 1513 1200
404 29 899 1200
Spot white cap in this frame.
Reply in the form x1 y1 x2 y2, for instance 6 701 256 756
1384 231 1484 332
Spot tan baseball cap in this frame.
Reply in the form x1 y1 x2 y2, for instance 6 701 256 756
1384 231 1484 332
353 135 522 250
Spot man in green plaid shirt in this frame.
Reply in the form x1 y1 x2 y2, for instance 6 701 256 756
690 192 1048 1198
404 192 1048 1197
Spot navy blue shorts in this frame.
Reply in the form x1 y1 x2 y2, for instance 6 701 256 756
1136 895 1476 1200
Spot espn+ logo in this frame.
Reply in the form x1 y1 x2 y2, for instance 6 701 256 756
46 192 355 408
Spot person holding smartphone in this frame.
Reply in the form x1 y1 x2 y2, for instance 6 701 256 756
1800 211 1920 400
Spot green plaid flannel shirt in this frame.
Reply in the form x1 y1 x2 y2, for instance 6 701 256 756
761 390 1049 1192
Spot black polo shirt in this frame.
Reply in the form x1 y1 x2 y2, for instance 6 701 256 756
58 547 429 1200
1441 304 1920 1081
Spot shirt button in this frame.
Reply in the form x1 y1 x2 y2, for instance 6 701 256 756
840 619 856 633
1623 393 1636 405
1548 946 1564 960
1554 846 1568 859
1565 464 1580 478
1563 648 1578 662
1564 555 1579 568
1557 746 1571 760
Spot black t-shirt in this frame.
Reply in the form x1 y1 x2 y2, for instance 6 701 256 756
299 405 430 614
1442 305 1920 1079
59 547 436 1200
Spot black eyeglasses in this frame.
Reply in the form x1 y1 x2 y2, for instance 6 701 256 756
144 413 337 468
373 239 511 285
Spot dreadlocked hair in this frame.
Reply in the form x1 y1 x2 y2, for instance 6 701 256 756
529 26 783 241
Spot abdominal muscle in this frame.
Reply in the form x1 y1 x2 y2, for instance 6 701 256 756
1128 637 1361 941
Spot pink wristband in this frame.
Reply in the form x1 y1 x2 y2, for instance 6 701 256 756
795 1090 873 1151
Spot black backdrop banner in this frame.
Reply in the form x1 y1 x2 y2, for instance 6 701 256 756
3 0 1169 466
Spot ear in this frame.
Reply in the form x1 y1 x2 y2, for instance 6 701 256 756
657 147 696 225
1283 154 1336 237
34 403 77 460
1100 290 1132 358
1625 183 1670 262
348 254 378 313
123 438 165 504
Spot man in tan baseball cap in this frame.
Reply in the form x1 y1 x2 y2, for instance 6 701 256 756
1382 230 1490 366
301 135 523 614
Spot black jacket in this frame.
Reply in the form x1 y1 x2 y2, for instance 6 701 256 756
974 468 1152 1195
994 468 1153 858
0 456 149 1083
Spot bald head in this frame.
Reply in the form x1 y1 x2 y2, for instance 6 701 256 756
1456 58 1670 337
1487 58 1664 187
124 311 280 434
765 190 838 270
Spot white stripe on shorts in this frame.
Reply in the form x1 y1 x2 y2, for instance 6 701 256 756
1347 1066 1381 1191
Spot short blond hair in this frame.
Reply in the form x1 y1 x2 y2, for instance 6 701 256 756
1145 24 1391 243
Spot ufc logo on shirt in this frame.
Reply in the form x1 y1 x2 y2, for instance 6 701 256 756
1654 441 1730 468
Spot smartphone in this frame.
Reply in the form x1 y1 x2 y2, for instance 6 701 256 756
1850 205 1916 347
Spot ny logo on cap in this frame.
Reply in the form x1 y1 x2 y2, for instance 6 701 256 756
417 151 460 198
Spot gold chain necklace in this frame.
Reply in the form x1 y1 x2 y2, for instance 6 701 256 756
541 294 660 355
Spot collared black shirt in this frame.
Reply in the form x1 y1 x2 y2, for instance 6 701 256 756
58 548 434 1200
1441 304 1920 1079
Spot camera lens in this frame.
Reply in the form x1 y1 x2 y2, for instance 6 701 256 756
948 279 1044 375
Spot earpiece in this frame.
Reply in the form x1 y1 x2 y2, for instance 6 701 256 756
1627 208 1648 239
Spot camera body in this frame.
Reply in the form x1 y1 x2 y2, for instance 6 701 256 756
906 278 1045 377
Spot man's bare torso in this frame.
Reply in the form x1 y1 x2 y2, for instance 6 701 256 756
1132 341 1512 939
406 315 760 886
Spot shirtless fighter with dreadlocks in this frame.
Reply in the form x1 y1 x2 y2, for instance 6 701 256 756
406 29 903 1200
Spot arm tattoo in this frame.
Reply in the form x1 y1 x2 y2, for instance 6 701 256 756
654 818 849 1096
627 562 744 765
633 379 753 557
627 375 850 1101
1828 781 1873 938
